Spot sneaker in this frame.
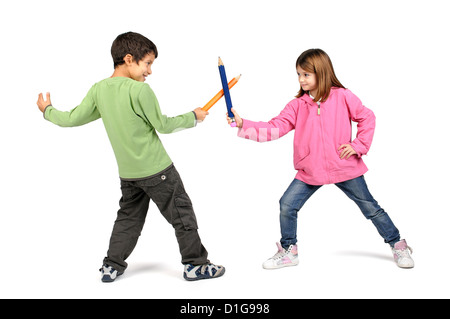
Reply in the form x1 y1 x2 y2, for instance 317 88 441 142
263 242 299 269
100 264 123 282
183 263 225 281
392 239 414 268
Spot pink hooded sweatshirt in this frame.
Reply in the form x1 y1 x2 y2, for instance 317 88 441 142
237 87 376 185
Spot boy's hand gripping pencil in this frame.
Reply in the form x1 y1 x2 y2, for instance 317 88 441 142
201 74 241 112
218 57 236 127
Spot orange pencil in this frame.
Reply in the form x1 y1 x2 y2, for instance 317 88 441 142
202 74 241 111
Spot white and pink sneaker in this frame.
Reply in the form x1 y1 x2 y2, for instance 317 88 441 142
263 242 299 269
392 239 414 268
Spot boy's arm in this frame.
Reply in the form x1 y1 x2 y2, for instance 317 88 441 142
137 85 198 134
37 87 100 127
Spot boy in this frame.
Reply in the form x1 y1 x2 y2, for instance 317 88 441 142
36 32 225 282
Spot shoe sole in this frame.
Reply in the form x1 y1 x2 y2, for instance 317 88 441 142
263 260 299 270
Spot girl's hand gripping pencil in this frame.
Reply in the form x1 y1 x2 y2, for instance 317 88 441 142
218 57 236 127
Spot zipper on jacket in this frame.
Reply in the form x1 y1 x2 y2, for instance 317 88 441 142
317 104 331 183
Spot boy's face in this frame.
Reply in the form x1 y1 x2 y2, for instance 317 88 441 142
129 52 156 82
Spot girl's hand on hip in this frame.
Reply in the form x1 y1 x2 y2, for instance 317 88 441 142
338 144 357 159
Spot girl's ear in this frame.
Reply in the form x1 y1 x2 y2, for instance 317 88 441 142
123 54 134 66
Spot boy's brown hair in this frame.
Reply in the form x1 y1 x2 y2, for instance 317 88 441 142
295 48 345 102
111 32 158 68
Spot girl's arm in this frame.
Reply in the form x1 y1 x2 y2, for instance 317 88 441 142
230 102 297 143
345 90 376 157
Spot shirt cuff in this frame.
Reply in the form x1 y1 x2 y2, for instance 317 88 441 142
192 111 198 126
43 104 53 119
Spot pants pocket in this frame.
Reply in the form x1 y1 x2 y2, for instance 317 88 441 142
174 193 198 230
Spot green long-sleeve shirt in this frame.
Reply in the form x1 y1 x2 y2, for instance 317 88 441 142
44 77 196 179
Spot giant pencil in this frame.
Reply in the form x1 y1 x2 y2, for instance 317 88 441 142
218 57 236 127
202 75 241 112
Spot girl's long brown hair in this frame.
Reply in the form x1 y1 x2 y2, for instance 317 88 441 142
296 49 345 102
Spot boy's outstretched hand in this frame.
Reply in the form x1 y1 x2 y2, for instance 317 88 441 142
194 107 209 122
226 108 243 128
37 92 52 113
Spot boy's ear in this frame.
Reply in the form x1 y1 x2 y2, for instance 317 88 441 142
123 54 134 65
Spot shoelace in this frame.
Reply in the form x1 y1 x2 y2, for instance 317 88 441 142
199 264 210 275
395 245 413 257
199 264 222 276
272 247 291 260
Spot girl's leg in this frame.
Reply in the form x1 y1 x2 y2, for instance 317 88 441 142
279 179 321 248
335 175 400 247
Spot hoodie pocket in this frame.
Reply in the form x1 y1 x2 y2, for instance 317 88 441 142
174 193 198 230
332 143 358 171
294 148 311 171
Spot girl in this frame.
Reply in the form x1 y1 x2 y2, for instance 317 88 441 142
228 49 413 269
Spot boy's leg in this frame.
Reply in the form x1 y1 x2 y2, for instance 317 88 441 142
139 165 209 265
279 179 321 248
335 175 400 247
103 180 150 272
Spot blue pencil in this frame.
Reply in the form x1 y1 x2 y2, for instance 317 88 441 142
218 57 236 127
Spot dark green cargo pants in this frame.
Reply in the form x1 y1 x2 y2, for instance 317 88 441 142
103 164 209 272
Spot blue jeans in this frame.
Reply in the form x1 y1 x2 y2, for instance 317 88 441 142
279 176 400 248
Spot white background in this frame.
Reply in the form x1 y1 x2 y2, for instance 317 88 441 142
1 0 449 299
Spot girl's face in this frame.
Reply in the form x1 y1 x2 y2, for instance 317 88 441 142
297 66 318 97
